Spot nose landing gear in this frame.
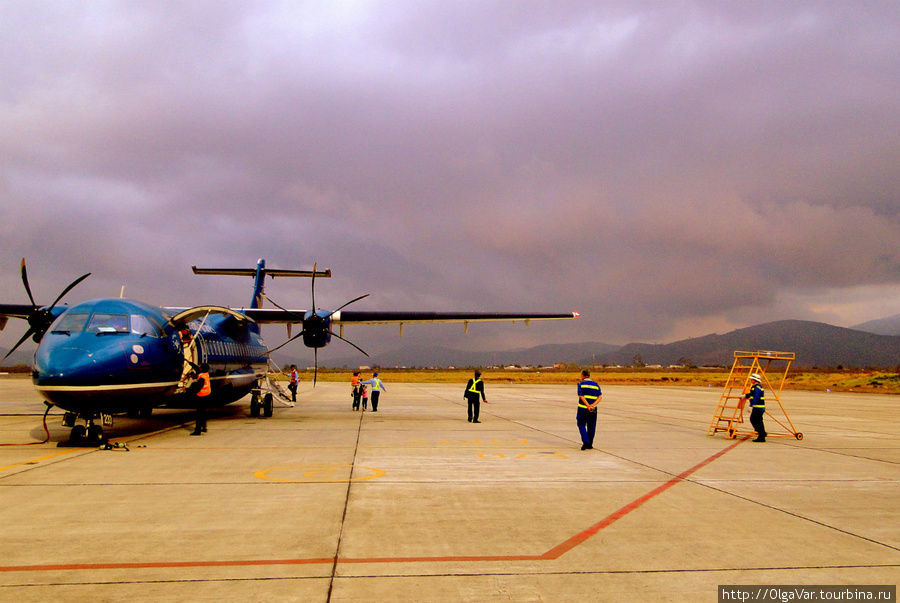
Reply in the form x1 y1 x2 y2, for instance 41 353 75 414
59 412 109 447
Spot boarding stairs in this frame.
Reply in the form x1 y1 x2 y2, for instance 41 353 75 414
707 350 803 440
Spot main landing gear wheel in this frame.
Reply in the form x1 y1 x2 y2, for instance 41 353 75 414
249 391 274 418
87 424 105 443
60 422 106 447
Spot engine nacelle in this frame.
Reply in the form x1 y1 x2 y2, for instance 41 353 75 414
301 310 333 349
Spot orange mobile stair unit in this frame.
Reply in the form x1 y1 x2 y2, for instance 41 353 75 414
707 350 803 441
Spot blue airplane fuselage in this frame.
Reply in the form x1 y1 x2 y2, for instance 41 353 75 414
33 298 268 416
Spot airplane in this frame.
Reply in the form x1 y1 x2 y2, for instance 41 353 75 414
0 258 578 445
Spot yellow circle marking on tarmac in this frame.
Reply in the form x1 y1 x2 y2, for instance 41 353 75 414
254 464 385 483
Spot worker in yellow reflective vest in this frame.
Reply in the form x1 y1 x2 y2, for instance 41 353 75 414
577 369 602 450
361 373 386 412
744 373 766 442
464 370 487 423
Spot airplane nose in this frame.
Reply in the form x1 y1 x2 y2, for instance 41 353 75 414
33 344 115 381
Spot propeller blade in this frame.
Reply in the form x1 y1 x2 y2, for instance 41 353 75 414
331 331 369 357
264 268 369 372
20 258 37 308
310 262 317 311
324 293 370 318
265 330 305 355
47 272 91 310
3 326 37 361
262 294 306 323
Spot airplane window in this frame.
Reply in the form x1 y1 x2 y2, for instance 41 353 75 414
130 314 161 338
86 314 130 334
51 313 89 333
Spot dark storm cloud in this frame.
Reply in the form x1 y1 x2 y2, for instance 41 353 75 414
2 1 899 359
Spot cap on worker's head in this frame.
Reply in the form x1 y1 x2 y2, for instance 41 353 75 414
750 373 762 382
373 372 378 377
474 370 481 377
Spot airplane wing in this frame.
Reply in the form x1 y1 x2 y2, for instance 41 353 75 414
191 267 331 278
332 310 579 325
0 304 38 331
0 304 37 321
233 308 578 326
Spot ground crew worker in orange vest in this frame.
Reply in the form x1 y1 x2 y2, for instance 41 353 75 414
351 371 362 410
288 364 299 402
190 363 211 436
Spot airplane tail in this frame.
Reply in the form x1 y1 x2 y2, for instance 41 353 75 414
191 259 331 309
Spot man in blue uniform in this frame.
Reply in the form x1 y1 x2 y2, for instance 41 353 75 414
577 369 602 450
361 373 386 412
744 373 767 442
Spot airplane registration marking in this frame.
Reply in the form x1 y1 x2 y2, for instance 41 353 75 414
0 439 746 573
254 464 386 483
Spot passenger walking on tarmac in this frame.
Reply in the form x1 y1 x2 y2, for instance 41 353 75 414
190 362 212 436
361 373 386 412
577 369 602 450
360 383 368 411
288 364 299 403
745 373 767 442
351 371 362 410
464 370 487 423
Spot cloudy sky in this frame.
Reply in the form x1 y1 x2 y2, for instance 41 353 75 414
2 1 899 363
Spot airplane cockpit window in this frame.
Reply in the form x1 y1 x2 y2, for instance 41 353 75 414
51 313 89 334
86 313 130 334
130 314 162 338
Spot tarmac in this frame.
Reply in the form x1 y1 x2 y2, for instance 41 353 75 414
0 375 897 602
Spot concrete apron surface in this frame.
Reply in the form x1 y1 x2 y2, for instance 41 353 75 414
0 377 897 602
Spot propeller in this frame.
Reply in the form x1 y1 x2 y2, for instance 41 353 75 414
264 263 370 384
3 258 91 360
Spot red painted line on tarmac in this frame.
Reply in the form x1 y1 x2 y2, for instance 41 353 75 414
0 558 335 573
0 439 746 573
340 554 544 564
541 436 748 560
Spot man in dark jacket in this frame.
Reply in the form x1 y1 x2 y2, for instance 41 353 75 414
744 373 767 442
464 370 487 423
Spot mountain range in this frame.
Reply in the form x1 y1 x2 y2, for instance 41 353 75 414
589 320 899 368
322 318 900 369
3 315 900 370
850 312 900 336
320 341 620 369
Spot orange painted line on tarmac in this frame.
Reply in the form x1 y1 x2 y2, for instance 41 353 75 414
0 449 77 472
340 554 544 564
541 436 749 560
0 439 746 573
0 558 335 572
